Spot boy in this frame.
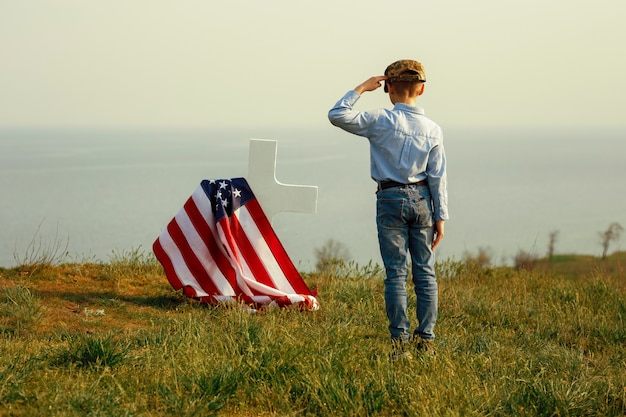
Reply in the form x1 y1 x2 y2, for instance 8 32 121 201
328 59 448 356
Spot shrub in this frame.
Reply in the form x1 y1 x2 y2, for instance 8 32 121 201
514 249 538 271
314 239 351 272
464 246 493 268
599 222 624 259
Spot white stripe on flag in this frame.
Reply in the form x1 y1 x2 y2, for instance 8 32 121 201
234 206 297 293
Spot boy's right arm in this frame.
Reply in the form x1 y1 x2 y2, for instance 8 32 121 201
328 76 385 136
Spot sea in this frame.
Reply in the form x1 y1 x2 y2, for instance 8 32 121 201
1 125 625 270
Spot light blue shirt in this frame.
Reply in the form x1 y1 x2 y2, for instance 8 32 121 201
328 90 448 220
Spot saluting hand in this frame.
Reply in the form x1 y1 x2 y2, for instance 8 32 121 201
354 76 387 95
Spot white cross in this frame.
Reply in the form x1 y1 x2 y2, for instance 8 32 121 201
246 139 318 223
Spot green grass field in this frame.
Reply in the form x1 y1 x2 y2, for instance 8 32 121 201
1 250 624 416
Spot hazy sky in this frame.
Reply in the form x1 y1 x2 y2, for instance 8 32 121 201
1 0 625 129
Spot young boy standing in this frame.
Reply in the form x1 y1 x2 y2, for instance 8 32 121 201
328 59 448 355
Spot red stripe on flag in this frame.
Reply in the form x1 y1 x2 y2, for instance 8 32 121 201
152 238 184 291
166 219 221 297
227 209 276 291
215 217 244 272
245 197 313 295
183 286 198 298
183 198 240 294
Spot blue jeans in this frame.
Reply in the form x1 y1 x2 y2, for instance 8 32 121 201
376 184 438 342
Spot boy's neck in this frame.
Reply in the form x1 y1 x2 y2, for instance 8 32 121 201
391 95 418 106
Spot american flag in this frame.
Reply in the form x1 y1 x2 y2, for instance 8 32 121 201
152 178 319 310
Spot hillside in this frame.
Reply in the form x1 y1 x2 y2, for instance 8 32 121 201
1 251 624 416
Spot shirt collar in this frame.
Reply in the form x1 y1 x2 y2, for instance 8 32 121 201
393 103 425 115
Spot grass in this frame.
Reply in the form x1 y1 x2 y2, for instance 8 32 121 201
0 251 624 416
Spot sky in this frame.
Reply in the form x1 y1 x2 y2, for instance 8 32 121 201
1 0 625 130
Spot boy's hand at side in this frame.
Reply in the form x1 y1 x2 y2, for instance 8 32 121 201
432 220 445 250
354 76 387 94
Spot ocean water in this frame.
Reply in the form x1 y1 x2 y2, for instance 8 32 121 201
1 126 625 270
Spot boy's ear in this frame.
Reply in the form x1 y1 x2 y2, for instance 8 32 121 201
418 83 425 95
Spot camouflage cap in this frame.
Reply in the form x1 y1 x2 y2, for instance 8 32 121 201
384 60 426 92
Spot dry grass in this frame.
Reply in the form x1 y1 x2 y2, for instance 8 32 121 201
0 252 624 416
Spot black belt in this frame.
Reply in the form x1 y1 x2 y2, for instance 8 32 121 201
378 179 428 191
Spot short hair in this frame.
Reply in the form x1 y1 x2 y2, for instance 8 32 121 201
388 80 423 95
